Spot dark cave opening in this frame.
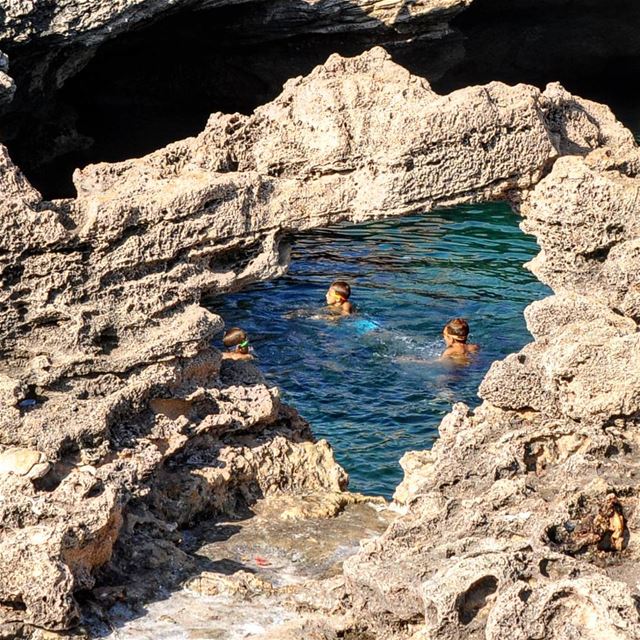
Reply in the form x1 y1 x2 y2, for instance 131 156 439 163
1 5 380 200
423 0 640 118
58 7 371 165
2 0 640 201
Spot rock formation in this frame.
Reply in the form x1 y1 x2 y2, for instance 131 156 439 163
0 43 639 638
341 91 640 640
5 0 638 204
0 50 15 107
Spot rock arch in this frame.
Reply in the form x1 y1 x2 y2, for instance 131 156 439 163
0 48 639 636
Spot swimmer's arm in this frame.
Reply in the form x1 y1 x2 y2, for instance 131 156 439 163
341 301 355 315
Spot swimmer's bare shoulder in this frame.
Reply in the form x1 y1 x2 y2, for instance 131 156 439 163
342 300 355 315
326 301 354 317
440 343 479 362
440 346 456 359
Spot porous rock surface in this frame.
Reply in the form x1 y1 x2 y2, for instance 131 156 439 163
0 47 639 637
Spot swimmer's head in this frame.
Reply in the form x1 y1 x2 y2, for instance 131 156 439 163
223 327 250 353
443 318 470 345
326 280 351 305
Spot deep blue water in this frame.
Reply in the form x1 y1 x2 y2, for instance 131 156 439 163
207 203 551 497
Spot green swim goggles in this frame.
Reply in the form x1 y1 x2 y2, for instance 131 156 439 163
238 339 250 349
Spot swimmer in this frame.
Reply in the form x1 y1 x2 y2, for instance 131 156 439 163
441 318 479 362
222 327 254 360
325 280 355 315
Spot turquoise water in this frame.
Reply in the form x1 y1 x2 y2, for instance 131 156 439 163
207 203 550 497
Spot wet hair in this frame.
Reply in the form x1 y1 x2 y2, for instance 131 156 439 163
330 280 351 300
444 318 470 342
223 327 248 348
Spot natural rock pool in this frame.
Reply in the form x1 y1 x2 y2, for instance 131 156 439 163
209 202 550 497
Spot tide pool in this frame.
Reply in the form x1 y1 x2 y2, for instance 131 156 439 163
207 203 551 497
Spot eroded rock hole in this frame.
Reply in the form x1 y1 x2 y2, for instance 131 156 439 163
455 575 498 625
538 557 572 580
96 326 119 355
208 239 263 275
18 384 48 411
1 264 24 288
518 588 532 603
0 598 26 612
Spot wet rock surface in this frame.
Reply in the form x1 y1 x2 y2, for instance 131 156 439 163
0 38 639 640
86 496 391 639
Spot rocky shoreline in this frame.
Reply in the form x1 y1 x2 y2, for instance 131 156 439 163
0 2 639 637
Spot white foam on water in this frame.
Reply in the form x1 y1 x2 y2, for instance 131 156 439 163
99 588 298 640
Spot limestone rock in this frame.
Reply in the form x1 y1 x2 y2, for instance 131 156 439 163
0 468 123 629
0 50 15 107
0 49 627 403
522 149 640 320
148 409 350 526
479 317 640 421
393 448 435 506
523 293 638 340
186 570 274 598
255 491 386 521
342 136 640 638
486 576 640 640
0 70 14 107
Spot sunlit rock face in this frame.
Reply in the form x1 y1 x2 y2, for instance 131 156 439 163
0 40 639 640
2 49 627 411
